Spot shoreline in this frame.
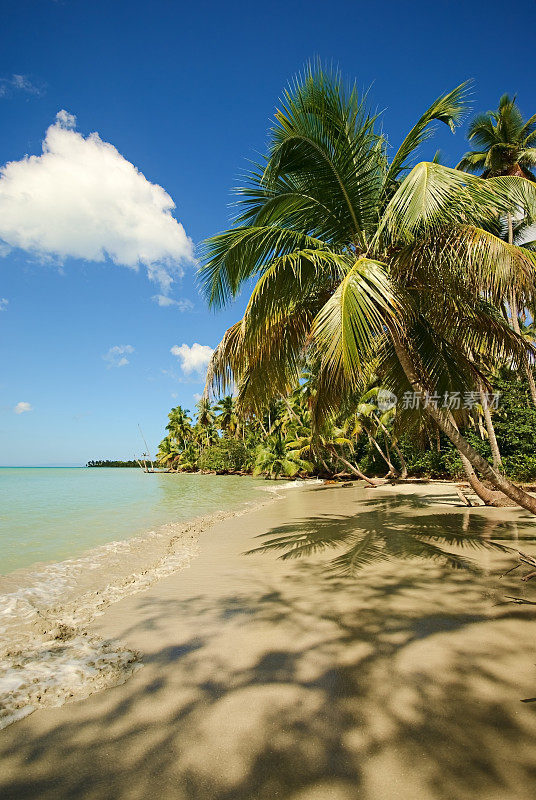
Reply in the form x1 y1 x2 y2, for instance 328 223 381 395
1 480 536 798
0 480 305 730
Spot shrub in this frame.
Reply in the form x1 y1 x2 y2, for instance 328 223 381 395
502 455 536 483
198 439 250 473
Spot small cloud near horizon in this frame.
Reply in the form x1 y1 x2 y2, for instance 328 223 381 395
0 298 8 311
14 401 32 414
103 344 134 368
152 294 194 311
171 343 213 377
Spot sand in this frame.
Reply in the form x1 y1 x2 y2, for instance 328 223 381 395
1 480 536 800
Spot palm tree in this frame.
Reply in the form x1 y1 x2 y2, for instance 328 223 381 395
457 95 536 179
195 397 215 449
253 432 312 480
215 395 239 437
156 436 181 469
166 405 192 449
200 67 536 513
176 442 198 472
345 387 401 478
288 420 378 485
196 397 214 428
458 96 536 405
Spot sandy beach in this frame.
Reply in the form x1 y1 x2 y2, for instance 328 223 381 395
1 481 536 799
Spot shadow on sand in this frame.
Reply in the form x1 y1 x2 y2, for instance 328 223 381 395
1 494 536 799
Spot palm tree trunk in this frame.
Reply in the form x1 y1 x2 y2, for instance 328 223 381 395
390 328 536 514
447 413 505 507
320 456 331 475
478 380 503 471
373 414 408 479
328 447 380 486
362 423 399 477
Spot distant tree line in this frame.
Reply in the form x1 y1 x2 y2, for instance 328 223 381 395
86 460 140 468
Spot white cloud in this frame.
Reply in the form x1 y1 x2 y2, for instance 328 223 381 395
103 344 134 368
0 298 7 311
14 401 32 414
0 111 194 292
55 109 76 128
152 294 194 311
171 343 213 376
0 74 42 98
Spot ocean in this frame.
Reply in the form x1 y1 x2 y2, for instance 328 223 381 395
0 467 267 574
0 467 280 728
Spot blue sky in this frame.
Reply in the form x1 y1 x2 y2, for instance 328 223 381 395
0 0 534 465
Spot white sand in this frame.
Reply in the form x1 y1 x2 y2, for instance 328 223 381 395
1 481 536 800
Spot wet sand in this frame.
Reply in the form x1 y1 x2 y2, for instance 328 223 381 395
1 481 536 799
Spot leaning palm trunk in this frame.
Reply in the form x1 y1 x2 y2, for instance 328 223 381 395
393 441 408 479
373 414 408 479
362 423 399 477
447 412 510 507
327 446 380 486
477 380 503 471
391 329 536 513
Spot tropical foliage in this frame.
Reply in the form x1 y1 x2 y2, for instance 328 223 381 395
154 73 536 508
192 67 536 511
155 369 536 487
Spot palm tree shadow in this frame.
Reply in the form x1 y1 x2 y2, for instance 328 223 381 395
246 499 517 575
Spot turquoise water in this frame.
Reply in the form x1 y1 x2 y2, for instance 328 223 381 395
0 468 265 574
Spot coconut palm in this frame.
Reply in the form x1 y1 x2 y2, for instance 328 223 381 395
166 405 192 449
215 395 239 437
253 432 313 480
156 436 181 469
176 443 198 472
459 96 536 405
340 360 413 477
345 387 400 478
196 397 215 429
200 66 536 513
195 397 216 449
457 95 536 179
287 420 377 484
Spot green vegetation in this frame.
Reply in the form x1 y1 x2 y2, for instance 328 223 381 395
156 371 536 485
157 74 536 508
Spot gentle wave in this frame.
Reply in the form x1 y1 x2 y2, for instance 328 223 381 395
0 482 305 729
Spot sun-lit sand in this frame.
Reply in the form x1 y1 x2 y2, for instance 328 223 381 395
1 481 536 800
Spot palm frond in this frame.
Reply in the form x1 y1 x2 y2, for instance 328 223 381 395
262 63 383 246
385 82 469 187
312 258 398 389
377 164 536 245
199 225 328 307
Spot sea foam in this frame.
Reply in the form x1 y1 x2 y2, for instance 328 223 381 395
0 483 300 729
